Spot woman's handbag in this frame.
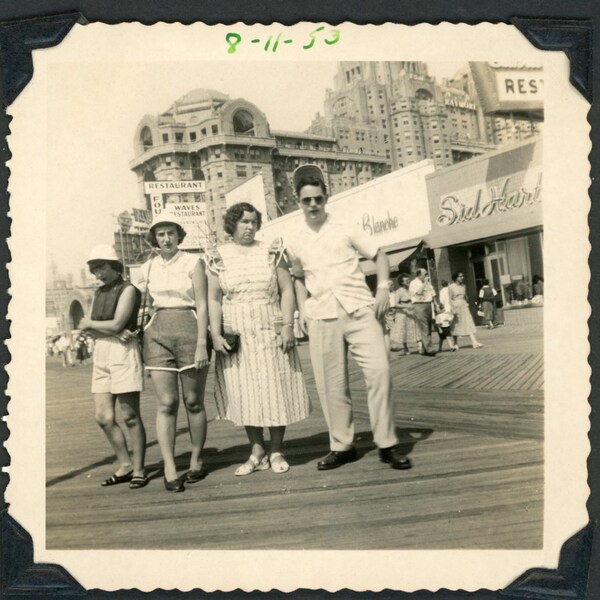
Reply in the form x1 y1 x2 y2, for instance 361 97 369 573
208 326 240 355
222 331 240 354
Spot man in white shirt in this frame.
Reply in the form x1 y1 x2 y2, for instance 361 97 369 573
286 164 411 471
408 268 437 356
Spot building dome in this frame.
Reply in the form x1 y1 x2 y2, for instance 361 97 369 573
176 88 230 106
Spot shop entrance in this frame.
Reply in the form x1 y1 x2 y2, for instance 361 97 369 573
469 243 508 308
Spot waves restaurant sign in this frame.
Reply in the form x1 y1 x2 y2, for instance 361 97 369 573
426 137 542 248
144 179 208 250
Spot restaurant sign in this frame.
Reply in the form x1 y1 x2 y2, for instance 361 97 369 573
469 61 543 116
144 180 208 250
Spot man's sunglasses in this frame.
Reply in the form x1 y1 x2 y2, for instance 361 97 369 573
300 195 325 206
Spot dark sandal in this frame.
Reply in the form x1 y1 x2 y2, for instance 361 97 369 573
100 470 133 487
129 475 149 489
184 468 208 483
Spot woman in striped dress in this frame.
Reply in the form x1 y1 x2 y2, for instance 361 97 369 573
207 202 311 476
389 273 420 355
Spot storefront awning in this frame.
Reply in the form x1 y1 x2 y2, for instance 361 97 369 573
359 243 422 276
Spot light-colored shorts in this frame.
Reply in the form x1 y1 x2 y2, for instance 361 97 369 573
143 308 200 372
91 337 144 395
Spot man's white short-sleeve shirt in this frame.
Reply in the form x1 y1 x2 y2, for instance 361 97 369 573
286 214 379 319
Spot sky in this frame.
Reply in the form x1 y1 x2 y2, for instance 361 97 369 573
45 60 465 282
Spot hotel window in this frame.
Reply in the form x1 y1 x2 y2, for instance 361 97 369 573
217 171 223 178
212 124 219 135
190 132 197 142
175 132 184 142
236 166 247 178
162 133 169 143
201 128 207 136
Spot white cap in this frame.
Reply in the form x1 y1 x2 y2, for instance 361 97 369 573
87 244 120 264
149 213 185 235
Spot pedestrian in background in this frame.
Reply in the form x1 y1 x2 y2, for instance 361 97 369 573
55 333 72 367
449 272 483 349
478 279 498 329
389 273 420 355
74 331 90 365
409 268 437 356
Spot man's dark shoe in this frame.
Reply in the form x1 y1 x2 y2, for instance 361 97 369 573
317 448 358 470
379 445 413 470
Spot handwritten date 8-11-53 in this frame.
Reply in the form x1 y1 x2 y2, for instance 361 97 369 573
225 27 341 54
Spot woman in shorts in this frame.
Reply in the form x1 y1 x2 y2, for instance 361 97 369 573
137 216 210 493
80 245 148 489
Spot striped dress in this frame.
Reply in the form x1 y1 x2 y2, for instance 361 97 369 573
212 241 311 427
390 287 420 344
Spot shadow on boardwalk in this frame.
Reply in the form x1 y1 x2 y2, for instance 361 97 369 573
46 321 543 550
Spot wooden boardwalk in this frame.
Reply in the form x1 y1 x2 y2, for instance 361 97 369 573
46 322 543 550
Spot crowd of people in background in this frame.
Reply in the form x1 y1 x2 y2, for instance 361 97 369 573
51 163 540 493
387 269 486 356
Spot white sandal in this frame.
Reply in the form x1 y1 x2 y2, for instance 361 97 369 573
270 452 290 474
234 454 270 476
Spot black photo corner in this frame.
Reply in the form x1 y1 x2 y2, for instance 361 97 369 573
0 2 598 599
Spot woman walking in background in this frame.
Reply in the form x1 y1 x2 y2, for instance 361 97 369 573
449 272 483 350
389 273 420 355
478 278 498 329
137 216 211 493
79 245 147 489
207 202 311 476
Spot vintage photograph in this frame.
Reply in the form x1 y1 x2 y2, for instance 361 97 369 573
5 22 589 593
45 56 545 549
